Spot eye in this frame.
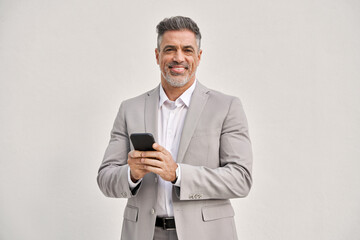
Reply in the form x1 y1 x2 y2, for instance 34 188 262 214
164 47 175 52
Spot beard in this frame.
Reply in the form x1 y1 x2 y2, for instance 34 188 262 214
161 62 195 88
161 71 192 88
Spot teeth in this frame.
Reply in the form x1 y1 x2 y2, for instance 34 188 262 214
169 66 185 68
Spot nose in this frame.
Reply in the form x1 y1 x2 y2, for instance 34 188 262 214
173 49 185 63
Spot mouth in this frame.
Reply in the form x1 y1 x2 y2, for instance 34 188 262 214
168 64 189 75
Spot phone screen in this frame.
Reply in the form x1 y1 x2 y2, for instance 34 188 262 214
130 133 155 151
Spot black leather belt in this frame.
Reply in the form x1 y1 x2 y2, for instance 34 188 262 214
155 217 176 230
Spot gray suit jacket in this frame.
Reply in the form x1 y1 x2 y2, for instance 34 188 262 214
97 82 253 240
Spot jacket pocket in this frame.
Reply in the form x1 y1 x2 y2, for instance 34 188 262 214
201 203 235 222
123 205 139 222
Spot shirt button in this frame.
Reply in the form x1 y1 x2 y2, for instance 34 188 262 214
151 208 155 215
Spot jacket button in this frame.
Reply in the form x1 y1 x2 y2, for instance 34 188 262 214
151 208 155 215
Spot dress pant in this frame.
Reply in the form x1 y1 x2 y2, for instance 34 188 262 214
153 227 178 240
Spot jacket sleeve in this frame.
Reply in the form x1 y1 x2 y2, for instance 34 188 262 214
97 102 139 198
175 97 253 200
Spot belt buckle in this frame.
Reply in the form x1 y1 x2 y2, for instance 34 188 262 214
162 217 175 231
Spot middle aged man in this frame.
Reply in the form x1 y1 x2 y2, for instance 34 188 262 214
97 16 253 240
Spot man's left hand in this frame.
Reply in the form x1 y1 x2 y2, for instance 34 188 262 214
139 143 178 182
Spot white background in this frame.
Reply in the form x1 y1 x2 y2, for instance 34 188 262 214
1 0 359 239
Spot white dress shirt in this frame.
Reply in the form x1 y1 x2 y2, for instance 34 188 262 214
128 80 196 217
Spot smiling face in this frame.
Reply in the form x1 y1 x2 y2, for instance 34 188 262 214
155 30 202 89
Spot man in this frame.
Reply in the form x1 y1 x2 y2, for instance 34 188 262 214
97 16 253 240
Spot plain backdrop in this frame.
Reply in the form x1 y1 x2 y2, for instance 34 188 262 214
1 0 359 239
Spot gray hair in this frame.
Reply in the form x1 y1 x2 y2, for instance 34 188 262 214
156 16 201 51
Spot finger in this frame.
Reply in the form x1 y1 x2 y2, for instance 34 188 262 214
142 165 162 175
152 143 167 153
141 158 163 168
129 150 142 158
128 157 144 165
141 151 164 160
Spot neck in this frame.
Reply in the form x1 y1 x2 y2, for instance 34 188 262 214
161 78 195 101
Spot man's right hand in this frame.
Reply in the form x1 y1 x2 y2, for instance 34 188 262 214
127 150 149 182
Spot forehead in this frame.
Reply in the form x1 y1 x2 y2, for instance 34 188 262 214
160 30 198 49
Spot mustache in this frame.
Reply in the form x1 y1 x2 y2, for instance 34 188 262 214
167 62 189 69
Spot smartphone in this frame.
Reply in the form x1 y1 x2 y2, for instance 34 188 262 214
130 133 155 151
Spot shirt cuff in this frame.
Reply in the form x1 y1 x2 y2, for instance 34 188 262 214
128 167 142 189
173 164 181 186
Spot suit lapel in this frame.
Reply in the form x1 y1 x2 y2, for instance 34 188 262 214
177 82 209 163
145 85 160 142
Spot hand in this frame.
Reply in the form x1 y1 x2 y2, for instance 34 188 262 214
127 150 150 182
140 143 178 182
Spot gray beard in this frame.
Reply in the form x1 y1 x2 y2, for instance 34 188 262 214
161 70 195 88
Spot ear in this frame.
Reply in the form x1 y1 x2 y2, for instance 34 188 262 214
197 49 203 65
155 48 160 65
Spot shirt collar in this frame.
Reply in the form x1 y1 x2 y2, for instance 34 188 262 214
159 79 197 108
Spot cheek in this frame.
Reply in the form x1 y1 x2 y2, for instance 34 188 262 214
160 56 170 66
160 61 167 69
190 59 198 69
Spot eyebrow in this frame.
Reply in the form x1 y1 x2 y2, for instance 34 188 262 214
162 45 196 51
163 45 176 50
183 45 195 51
